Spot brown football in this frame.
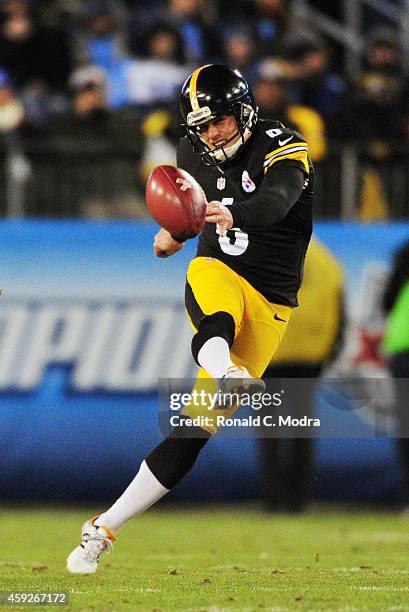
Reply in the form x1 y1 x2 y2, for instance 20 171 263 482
146 165 207 239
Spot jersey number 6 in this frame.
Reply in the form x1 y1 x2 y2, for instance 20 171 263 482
216 198 249 256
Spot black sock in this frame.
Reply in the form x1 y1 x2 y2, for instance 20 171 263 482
145 425 211 489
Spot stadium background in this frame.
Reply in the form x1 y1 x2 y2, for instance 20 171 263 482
0 0 408 507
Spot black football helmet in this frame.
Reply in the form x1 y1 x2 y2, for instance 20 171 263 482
180 64 258 166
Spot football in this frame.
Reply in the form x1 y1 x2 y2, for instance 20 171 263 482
146 165 207 239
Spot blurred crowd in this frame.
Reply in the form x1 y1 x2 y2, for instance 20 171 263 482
0 0 408 216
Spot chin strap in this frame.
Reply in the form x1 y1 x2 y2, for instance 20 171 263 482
212 127 252 162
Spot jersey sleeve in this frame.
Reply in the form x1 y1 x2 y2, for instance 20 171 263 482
229 163 305 231
262 127 310 176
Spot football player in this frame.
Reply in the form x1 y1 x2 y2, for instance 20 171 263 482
67 64 313 574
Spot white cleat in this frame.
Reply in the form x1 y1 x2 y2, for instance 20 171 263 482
218 365 266 409
66 516 116 574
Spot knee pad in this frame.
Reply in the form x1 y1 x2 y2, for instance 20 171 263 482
191 311 235 366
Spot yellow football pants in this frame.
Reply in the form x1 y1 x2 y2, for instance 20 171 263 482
183 257 292 433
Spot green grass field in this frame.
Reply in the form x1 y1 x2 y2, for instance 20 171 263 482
2 506 409 611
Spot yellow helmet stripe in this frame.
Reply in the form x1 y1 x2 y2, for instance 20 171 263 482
189 64 210 111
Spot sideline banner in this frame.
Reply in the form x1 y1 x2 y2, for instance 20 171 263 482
0 220 408 501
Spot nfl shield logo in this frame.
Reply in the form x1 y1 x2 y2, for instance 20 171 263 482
242 170 256 193
217 176 226 190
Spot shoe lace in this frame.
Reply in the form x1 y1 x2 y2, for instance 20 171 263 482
82 532 113 563
224 366 248 379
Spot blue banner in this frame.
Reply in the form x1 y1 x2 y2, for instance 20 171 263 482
1 220 408 501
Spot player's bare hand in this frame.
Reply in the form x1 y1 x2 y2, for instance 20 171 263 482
153 228 184 258
205 201 233 237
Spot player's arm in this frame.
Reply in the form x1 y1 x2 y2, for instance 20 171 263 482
206 164 305 234
207 132 309 232
153 228 184 258
228 163 305 231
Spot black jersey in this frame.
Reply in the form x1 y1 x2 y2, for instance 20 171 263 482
176 119 313 307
